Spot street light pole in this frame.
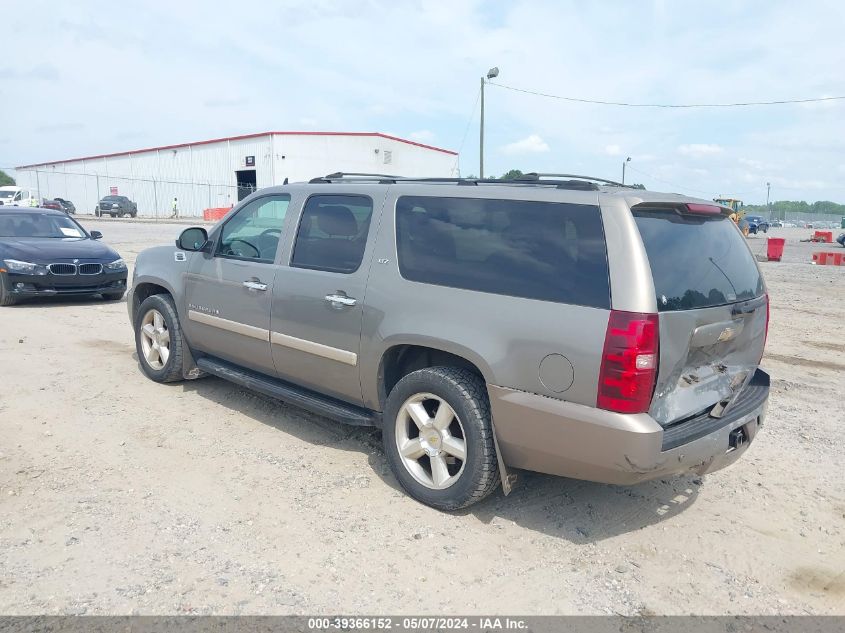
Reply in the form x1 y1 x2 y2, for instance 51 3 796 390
622 156 631 185
479 66 499 179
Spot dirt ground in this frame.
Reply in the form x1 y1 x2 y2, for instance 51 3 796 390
1 222 843 615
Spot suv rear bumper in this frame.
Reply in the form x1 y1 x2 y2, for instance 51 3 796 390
488 369 768 485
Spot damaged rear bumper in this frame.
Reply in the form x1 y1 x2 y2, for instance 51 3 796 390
488 369 769 485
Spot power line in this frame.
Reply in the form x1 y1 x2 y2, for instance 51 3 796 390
626 165 715 195
627 165 773 199
453 87 482 175
488 82 845 108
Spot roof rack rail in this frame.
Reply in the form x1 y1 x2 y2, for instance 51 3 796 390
309 172 401 184
517 173 631 188
306 172 625 191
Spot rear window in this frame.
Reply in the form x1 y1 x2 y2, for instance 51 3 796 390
396 196 610 308
634 209 764 312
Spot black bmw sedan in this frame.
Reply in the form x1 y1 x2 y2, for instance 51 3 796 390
0 207 128 306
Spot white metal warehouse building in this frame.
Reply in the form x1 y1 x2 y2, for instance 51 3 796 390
14 131 458 218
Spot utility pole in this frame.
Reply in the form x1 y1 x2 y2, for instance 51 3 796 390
480 76 485 179
766 181 771 218
479 67 499 179
622 156 631 185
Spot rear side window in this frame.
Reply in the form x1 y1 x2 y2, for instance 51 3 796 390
395 196 610 308
291 195 374 273
634 209 764 311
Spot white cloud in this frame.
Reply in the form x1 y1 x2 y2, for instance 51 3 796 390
501 134 550 155
739 157 763 170
678 144 724 157
3 2 845 202
409 130 434 142
773 178 828 190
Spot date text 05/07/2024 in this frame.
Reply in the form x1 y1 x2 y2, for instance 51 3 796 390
307 617 528 631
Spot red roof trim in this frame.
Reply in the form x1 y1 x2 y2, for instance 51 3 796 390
15 131 457 168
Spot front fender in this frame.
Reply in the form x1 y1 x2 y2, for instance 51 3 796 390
128 245 191 324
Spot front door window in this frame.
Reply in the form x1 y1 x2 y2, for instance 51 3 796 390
217 195 290 262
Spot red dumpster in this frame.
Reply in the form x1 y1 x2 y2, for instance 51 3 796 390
766 237 785 262
813 231 833 243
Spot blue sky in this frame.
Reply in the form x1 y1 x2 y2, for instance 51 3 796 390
2 0 844 203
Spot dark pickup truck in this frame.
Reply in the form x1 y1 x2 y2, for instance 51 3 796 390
95 195 137 218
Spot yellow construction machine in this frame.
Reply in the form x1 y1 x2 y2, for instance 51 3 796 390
714 197 749 236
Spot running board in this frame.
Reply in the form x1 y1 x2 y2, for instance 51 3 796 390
196 356 379 427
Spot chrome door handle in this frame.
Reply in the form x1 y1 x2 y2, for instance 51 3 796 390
243 280 268 291
325 294 357 306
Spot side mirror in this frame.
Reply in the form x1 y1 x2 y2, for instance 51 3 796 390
177 227 208 251
90 230 103 240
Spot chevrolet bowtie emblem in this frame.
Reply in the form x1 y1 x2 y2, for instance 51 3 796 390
717 327 736 342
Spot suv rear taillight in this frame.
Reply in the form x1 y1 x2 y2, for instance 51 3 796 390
597 311 659 414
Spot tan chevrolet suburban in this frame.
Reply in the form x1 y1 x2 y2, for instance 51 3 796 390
128 173 770 510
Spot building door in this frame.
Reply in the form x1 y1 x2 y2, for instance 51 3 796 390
235 169 257 201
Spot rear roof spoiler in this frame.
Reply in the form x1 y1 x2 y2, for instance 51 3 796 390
630 201 731 216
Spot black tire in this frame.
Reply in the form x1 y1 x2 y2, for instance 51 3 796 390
130 211 137 218
382 367 500 511
110 213 117 218
134 294 184 383
0 274 18 306
102 290 125 301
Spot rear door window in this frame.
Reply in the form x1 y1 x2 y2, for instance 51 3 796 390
633 208 764 311
395 196 610 308
291 195 374 274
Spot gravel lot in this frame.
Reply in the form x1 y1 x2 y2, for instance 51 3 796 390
1 221 843 615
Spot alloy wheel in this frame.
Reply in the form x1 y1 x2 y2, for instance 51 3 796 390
139 308 170 370
395 393 467 490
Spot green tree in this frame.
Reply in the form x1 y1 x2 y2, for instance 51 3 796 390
500 169 524 180
0 169 14 187
743 199 845 220
631 183 646 189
